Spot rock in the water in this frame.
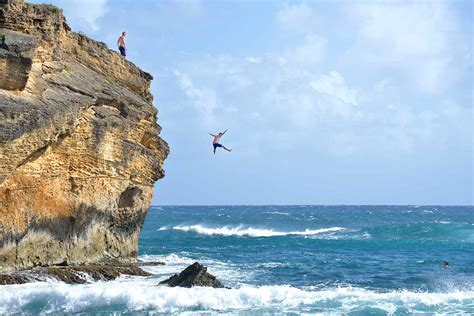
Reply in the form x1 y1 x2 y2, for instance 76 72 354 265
138 261 165 267
160 262 225 288
0 263 151 285
47 264 151 284
0 1 169 272
0 273 30 285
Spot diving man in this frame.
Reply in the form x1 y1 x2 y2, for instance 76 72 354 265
209 129 232 155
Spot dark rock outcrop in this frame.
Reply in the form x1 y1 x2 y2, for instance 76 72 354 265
138 261 165 267
160 262 225 288
0 29 36 90
0 263 152 285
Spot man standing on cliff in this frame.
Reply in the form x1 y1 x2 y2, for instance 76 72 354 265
209 129 232 155
117 31 126 58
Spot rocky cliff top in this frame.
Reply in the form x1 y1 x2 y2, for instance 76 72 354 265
0 0 153 100
0 0 169 272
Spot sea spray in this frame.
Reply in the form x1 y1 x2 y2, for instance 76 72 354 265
166 224 345 237
1 280 472 314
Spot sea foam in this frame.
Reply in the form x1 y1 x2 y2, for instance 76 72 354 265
1 280 472 314
166 224 345 237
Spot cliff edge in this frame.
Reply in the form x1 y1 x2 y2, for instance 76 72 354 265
0 0 169 272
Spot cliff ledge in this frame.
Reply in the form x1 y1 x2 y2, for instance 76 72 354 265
0 0 169 272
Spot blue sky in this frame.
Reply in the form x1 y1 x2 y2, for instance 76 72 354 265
32 0 473 205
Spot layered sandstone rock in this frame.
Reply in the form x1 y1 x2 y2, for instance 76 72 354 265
0 0 169 272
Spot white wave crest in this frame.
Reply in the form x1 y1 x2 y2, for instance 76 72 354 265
167 224 345 237
263 211 290 215
139 253 194 265
1 281 472 314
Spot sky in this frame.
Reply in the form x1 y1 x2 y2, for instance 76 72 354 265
31 0 473 205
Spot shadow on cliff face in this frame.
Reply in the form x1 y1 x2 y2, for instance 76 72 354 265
32 202 143 240
90 97 128 147
119 187 142 209
0 199 149 270
0 29 36 91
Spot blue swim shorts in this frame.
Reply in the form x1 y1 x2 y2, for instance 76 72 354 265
119 46 126 57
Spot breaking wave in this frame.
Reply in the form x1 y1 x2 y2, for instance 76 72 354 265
165 224 345 237
1 281 472 314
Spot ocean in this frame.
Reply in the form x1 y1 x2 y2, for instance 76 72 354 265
1 205 473 314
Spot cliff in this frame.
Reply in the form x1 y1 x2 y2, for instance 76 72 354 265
0 0 169 272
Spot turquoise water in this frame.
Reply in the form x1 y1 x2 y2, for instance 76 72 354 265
1 205 473 314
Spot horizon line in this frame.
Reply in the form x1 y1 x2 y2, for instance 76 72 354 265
150 204 473 207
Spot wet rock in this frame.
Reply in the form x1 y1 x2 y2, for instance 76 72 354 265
0 273 30 285
160 262 225 288
138 261 165 267
48 264 151 284
0 263 151 285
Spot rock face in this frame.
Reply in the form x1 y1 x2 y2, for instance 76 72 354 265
0 0 169 272
160 262 225 288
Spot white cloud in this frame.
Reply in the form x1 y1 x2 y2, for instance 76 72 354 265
275 3 327 65
311 71 358 106
275 1 469 96
284 34 326 65
57 0 108 32
348 2 463 94
175 0 204 15
174 70 219 122
355 3 452 58
163 0 206 23
246 56 263 64
165 1 471 157
277 3 313 32
172 50 471 157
